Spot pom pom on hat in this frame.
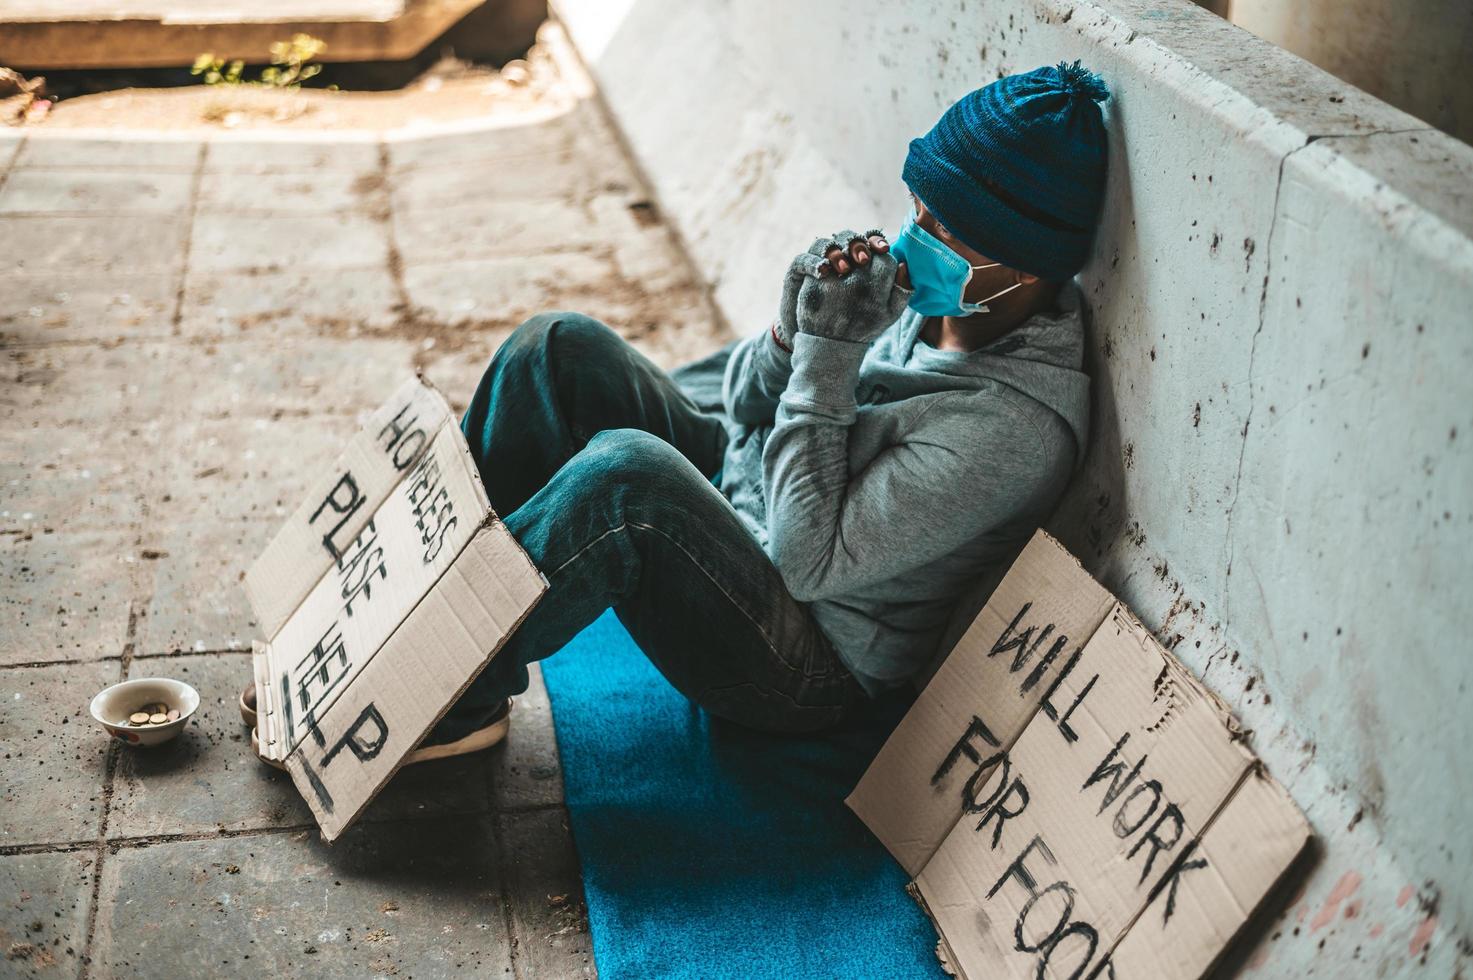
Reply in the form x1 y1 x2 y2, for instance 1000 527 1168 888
1054 59 1110 104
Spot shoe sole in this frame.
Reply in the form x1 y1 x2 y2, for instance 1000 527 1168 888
249 702 512 771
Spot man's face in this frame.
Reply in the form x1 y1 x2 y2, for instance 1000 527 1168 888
911 191 995 266
909 191 1040 299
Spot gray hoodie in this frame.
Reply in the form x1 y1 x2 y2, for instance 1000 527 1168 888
671 278 1090 696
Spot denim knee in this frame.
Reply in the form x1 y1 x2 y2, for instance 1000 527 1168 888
489 310 606 369
578 428 690 491
577 427 686 474
509 310 617 355
502 311 628 407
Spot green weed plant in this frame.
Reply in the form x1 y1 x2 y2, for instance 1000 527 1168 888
192 34 327 89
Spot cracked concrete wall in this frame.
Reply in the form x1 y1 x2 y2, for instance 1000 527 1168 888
551 0 1473 974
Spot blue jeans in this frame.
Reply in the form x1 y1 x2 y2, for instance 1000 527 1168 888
433 312 873 742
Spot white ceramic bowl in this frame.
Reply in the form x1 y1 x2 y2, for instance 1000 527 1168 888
89 677 200 747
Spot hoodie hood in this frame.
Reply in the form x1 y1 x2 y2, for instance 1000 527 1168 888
887 277 1091 472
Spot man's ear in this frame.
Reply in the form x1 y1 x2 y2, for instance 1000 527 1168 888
1017 270 1041 285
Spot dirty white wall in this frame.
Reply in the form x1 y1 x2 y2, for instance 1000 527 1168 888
551 0 1473 974
1231 0 1473 146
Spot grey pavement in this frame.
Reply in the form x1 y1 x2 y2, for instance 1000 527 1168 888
0 90 726 977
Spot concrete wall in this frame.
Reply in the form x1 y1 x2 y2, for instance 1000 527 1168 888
550 0 1473 975
1231 0 1473 146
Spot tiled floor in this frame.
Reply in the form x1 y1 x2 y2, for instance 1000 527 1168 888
0 77 726 977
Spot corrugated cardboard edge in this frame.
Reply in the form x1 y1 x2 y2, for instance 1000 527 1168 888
308 513 549 842
1194 767 1312 977
905 881 960 979
251 639 273 753
1110 600 1246 740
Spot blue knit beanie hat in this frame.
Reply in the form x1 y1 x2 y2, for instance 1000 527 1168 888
902 60 1111 283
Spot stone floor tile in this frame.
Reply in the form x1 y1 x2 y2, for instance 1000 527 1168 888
500 808 596 978
142 416 351 528
400 251 626 326
189 212 390 274
178 265 401 339
182 336 421 420
204 137 382 176
1 213 189 274
15 136 201 172
0 272 177 346
0 849 96 978
0 661 118 843
0 133 22 171
109 337 418 425
197 170 383 215
0 532 141 666
0 439 143 536
588 191 705 295
489 663 566 812
391 196 595 264
384 110 580 172
108 652 310 837
91 817 515 977
2 349 381 531
0 388 154 535
2 342 180 429
0 169 195 215
135 519 273 655
388 144 604 211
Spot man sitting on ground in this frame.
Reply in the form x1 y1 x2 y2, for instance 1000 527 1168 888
246 60 1112 763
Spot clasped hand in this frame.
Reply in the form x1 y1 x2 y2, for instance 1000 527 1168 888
774 229 913 347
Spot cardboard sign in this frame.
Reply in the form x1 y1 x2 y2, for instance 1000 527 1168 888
847 531 1309 979
246 377 547 841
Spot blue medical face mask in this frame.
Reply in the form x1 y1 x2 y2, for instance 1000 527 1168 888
889 204 1023 317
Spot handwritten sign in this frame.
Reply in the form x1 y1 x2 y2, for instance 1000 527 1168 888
847 531 1308 979
246 377 547 841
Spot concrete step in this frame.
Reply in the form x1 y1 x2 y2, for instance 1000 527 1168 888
0 0 543 70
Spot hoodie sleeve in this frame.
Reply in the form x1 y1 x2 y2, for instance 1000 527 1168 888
762 332 1054 602
721 323 795 426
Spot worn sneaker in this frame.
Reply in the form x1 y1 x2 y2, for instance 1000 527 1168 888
407 697 514 762
245 685 512 771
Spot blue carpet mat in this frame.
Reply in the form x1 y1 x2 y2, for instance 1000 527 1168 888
539 608 947 980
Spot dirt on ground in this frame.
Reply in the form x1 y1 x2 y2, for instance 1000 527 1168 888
21 31 571 131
